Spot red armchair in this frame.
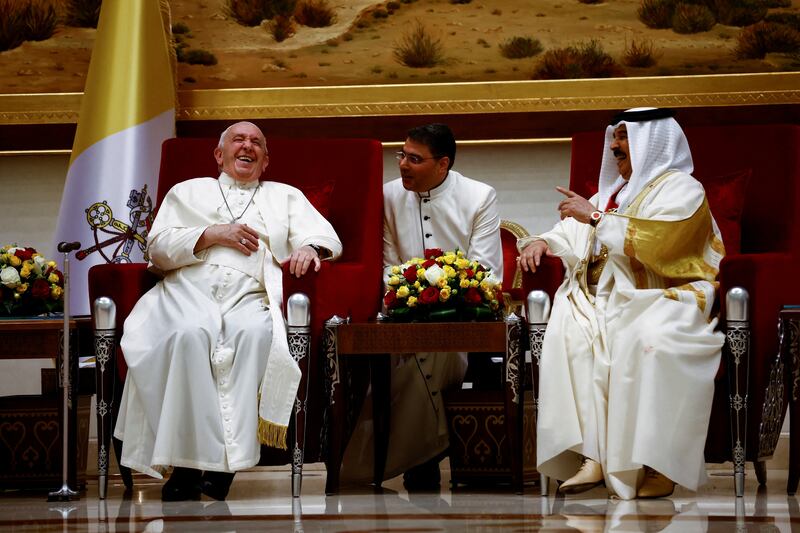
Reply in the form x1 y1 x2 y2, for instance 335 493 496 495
525 123 800 496
89 136 384 498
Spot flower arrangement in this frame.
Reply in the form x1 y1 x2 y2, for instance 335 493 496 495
0 245 64 317
383 248 503 322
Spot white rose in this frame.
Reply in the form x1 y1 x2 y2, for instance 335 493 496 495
483 273 501 288
424 264 445 287
33 255 46 276
1 266 21 288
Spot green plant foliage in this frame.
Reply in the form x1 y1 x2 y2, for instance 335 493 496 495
499 36 543 59
533 39 626 79
672 3 716 33
393 20 444 68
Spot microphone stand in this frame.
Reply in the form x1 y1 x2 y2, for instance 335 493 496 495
48 241 81 502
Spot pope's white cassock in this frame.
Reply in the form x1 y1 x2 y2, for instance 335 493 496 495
115 173 341 477
519 116 725 499
342 169 503 482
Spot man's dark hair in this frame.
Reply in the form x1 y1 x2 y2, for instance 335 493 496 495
407 123 456 170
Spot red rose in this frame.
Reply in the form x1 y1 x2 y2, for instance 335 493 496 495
418 286 439 305
31 278 50 300
465 269 474 279
15 247 35 261
464 287 483 304
402 265 418 283
424 248 443 259
422 259 436 268
383 290 398 309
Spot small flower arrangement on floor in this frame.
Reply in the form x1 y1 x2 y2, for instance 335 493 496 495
383 248 502 322
0 245 64 317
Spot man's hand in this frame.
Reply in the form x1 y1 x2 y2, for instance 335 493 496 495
518 239 550 273
195 223 260 255
556 186 595 224
285 245 321 278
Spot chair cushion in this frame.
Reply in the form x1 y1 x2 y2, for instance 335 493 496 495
700 168 750 256
299 180 335 219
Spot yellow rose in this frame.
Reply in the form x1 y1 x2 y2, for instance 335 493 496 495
47 260 57 268
476 271 484 281
51 285 63 300
443 265 456 278
16 283 29 293
460 278 470 289
443 253 456 265
417 268 425 279
391 265 401 275
470 279 479 288
9 255 21 267
414 281 421 289
439 287 451 302
48 272 60 284
480 279 491 291
456 250 465 257
455 258 470 270
388 275 401 286
407 296 417 308
20 263 32 279
437 277 448 288
397 285 410 298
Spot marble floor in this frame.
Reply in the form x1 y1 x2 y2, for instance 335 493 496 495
2 463 799 532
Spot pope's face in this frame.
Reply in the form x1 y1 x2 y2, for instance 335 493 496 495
398 138 449 193
214 122 268 182
610 124 632 180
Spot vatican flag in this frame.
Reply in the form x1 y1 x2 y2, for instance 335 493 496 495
53 0 175 316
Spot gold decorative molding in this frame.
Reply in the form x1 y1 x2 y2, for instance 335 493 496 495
2 72 799 124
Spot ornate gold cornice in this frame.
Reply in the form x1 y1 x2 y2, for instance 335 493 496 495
2 72 799 125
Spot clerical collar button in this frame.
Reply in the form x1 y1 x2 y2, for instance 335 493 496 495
423 198 430 203
425 233 432 238
424 216 430 220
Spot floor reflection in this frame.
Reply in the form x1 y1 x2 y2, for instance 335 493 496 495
1 467 799 532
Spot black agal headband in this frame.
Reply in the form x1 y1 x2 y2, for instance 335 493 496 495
610 108 676 125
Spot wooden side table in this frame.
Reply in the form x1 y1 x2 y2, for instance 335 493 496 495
0 317 91 489
322 315 525 494
781 308 800 494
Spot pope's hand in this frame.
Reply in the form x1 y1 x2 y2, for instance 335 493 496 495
195 223 260 255
285 245 321 278
518 239 550 273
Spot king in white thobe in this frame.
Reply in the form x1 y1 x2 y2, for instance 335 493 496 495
115 172 341 477
342 169 503 482
519 115 725 499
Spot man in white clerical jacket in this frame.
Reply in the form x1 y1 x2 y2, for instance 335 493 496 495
115 122 342 501
341 123 503 489
518 108 725 499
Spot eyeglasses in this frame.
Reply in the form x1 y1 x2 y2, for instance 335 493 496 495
395 151 441 165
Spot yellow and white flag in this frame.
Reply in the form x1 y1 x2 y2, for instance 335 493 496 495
54 0 175 315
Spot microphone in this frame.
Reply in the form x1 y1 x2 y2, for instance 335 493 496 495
57 241 81 253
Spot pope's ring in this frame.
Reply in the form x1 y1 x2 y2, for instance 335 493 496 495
240 238 247 245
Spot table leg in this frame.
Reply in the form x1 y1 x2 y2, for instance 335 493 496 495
503 314 524 493
371 354 391 487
